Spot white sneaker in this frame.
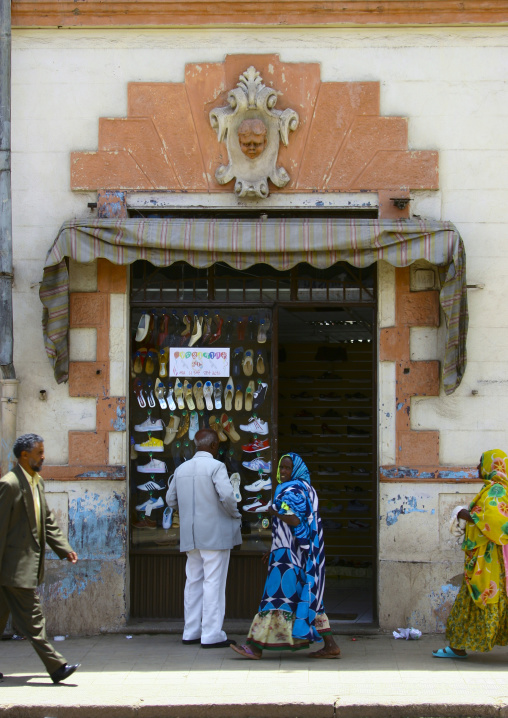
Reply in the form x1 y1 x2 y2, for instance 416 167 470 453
162 507 174 529
137 458 167 474
239 416 269 435
137 477 166 491
230 472 242 502
242 499 271 513
136 496 164 512
245 478 272 492
134 417 164 433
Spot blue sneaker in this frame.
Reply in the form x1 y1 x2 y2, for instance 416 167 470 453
242 458 271 474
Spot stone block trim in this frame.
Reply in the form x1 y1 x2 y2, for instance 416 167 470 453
51 258 128 480
71 55 438 195
381 267 441 471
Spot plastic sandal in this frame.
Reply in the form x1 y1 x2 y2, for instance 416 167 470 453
175 380 185 410
203 381 214 411
224 377 234 412
166 383 177 412
133 378 147 408
242 350 254 377
234 384 243 411
146 380 156 409
159 348 169 378
184 379 196 410
213 381 223 410
432 647 468 659
245 380 255 412
230 644 261 660
193 380 205 411
221 414 240 442
155 377 168 410
230 472 242 502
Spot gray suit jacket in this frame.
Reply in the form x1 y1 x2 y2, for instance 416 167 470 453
0 464 72 588
166 451 242 552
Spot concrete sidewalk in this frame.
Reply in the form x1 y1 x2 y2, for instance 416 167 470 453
1 631 508 718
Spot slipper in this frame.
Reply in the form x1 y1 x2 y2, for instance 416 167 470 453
230 643 261 660
432 647 468 659
159 348 169 378
145 350 157 375
242 350 254 377
209 415 228 442
232 347 243 378
193 380 205 411
257 318 267 344
245 380 255 412
189 313 203 348
133 378 147 408
201 312 213 345
146 381 156 409
221 413 240 442
184 379 196 410
309 649 341 659
256 350 265 375
203 381 214 411
175 380 185 410
224 377 234 412
166 383 177 412
135 313 152 343
158 312 170 348
237 317 247 341
133 349 147 374
164 414 180 445
234 384 243 412
180 313 191 342
155 378 168 410
213 381 223 410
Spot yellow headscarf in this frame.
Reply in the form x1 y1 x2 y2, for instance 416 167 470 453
463 449 508 607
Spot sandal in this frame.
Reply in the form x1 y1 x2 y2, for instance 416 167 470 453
155 378 168 410
208 313 223 345
145 350 157 375
224 378 234 412
234 384 243 412
201 311 213 345
230 644 261 660
133 349 147 374
221 413 240 442
309 648 341 659
213 381 223 410
242 350 254 377
164 414 180 445
184 379 196 410
159 348 169 378
166 382 177 412
175 380 185 410
203 381 214 411
245 380 255 412
188 313 203 348
133 378 147 408
257 318 267 344
209 415 228 442
256 350 265 375
146 380 156 409
193 380 205 411
432 647 468 659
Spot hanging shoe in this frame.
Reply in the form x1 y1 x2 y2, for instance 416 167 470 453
224 316 235 342
145 380 156 409
221 413 240 442
182 440 194 461
136 496 164 512
193 380 205 411
166 382 177 411
148 310 159 348
237 316 247 341
239 416 269 435
184 379 196 410
189 411 199 441
133 349 147 374
130 436 138 459
188 312 203 347
134 436 164 452
230 473 242 502
257 318 267 344
245 477 272 492
242 457 271 473
176 411 190 439
252 382 268 411
164 413 181 445
172 441 184 468
209 415 228 442
242 350 254 377
208 312 223 345
241 438 270 453
203 381 214 411
175 380 185 410
247 316 257 341
256 350 266 374
225 449 242 474
162 507 174 530
224 377 234 412
232 347 243 378
234 384 243 411
137 457 167 474
201 311 213 345
213 381 223 410
158 311 170 348
137 476 166 492
155 378 168 410
135 313 152 344
133 379 147 409
242 499 271 513
244 380 255 412
159 348 169 378
134 416 164 433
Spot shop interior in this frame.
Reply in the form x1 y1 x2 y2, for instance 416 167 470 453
129 260 376 624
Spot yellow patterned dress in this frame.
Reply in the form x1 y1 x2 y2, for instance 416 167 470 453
446 449 508 652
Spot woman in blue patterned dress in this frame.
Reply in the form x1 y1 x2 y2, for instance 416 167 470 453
231 453 340 659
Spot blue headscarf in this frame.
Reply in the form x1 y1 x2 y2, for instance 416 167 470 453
273 452 326 642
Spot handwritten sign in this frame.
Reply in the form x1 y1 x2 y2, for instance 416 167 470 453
169 348 230 378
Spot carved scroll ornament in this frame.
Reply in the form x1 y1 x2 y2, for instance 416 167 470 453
209 66 299 199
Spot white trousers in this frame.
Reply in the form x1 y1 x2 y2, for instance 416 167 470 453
183 548 230 645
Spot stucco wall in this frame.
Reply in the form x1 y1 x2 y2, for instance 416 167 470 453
9 26 508 632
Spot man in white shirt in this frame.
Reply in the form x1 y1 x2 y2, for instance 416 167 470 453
166 428 241 647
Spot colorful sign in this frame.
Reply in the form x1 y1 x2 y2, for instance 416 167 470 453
169 348 230 378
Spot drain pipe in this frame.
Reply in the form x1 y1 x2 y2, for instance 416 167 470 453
0 0 18 475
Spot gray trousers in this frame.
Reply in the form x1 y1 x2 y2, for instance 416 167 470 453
0 585 66 675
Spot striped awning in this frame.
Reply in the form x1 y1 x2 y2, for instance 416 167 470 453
40 217 468 393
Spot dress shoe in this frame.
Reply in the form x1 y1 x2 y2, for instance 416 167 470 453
0 671 3 679
201 639 237 649
182 638 200 645
51 663 81 684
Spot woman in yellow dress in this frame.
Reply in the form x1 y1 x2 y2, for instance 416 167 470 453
433 449 508 658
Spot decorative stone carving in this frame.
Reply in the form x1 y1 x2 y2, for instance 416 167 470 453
209 66 299 198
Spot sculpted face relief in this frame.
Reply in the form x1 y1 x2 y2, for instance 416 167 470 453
238 119 267 159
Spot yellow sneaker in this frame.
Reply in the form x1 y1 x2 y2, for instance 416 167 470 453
134 436 164 452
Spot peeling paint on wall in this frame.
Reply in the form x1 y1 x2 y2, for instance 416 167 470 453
386 494 428 525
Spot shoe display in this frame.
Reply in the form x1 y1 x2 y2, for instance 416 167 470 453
176 411 190 439
221 413 241 442
134 437 164 452
137 477 166 491
203 381 214 410
242 457 271 473
135 496 164 512
137 458 168 474
184 379 196 410
154 378 168 409
164 414 180 445
213 381 223 410
242 438 270 453
245 477 272 492
224 377 234 412
230 472 242 502
134 416 164 433
239 415 269 435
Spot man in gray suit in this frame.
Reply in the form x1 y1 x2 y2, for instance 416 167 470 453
0 434 80 683
166 428 241 648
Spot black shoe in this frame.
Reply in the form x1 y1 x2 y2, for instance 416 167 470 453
0 672 3 679
201 639 236 649
182 638 200 645
51 663 80 684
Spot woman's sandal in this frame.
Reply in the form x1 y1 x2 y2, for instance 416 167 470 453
309 648 341 659
230 644 261 660
432 647 468 659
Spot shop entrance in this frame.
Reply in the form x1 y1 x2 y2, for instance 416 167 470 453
129 255 377 624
